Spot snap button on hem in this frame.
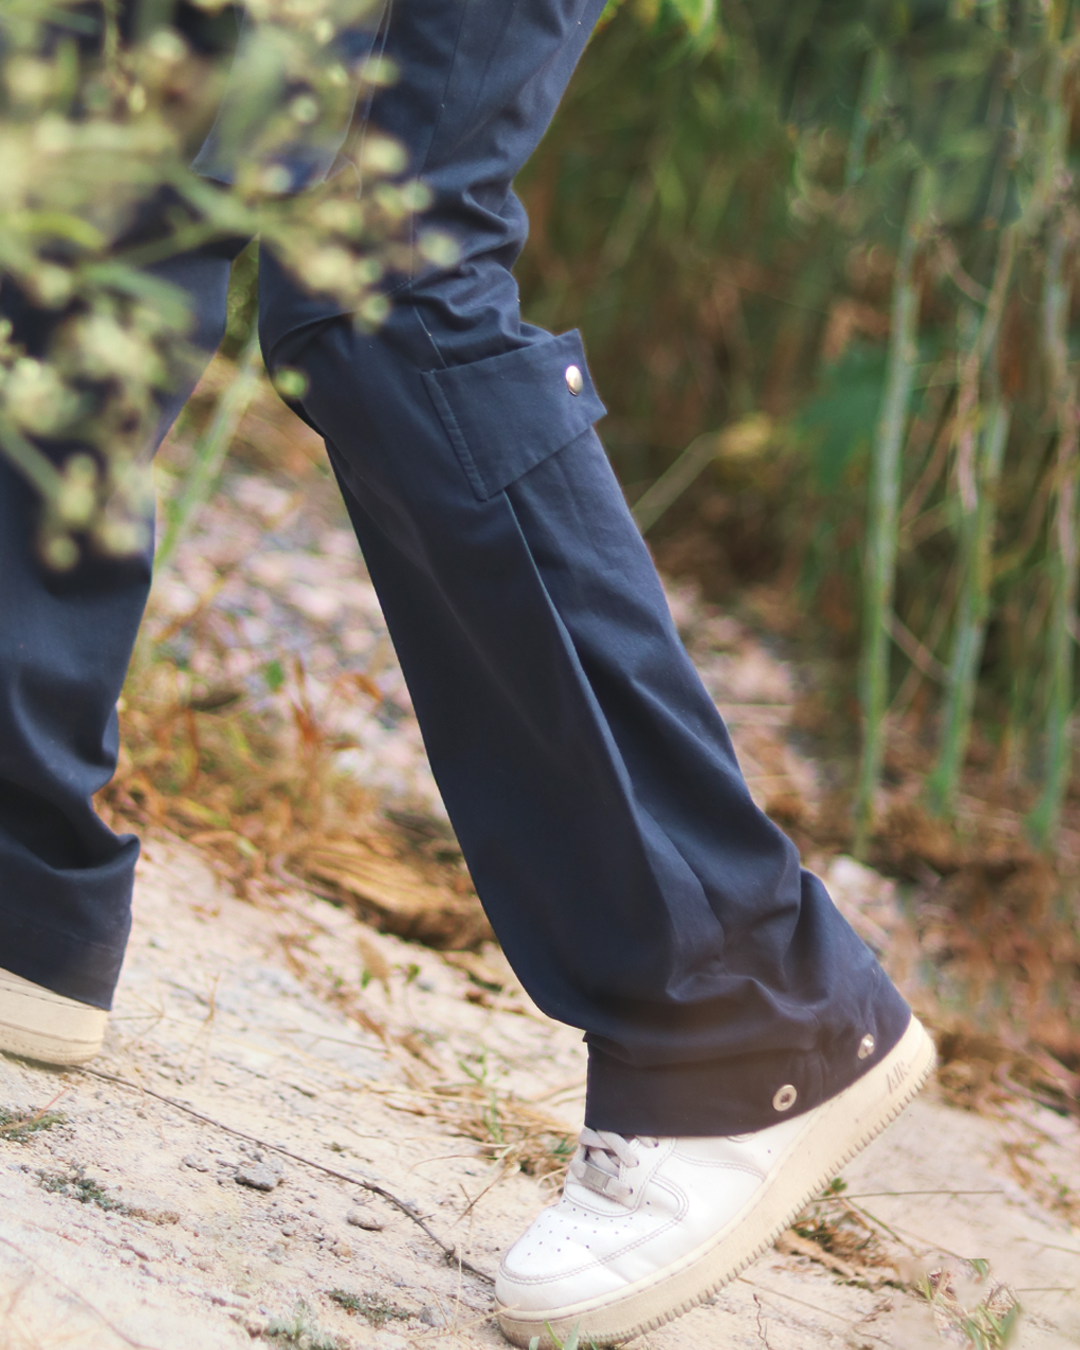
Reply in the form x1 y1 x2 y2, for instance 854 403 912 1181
858 1034 876 1060
564 364 583 395
772 1084 797 1112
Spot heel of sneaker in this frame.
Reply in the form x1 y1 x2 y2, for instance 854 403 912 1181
0 969 108 1066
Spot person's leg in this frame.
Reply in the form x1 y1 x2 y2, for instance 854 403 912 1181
259 0 932 1340
0 242 238 1060
264 0 909 1144
273 312 913 1132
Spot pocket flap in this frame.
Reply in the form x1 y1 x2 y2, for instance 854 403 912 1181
422 329 606 500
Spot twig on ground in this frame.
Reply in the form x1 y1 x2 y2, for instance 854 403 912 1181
844 1189 1004 1197
453 1166 512 1227
737 1276 891 1341
753 1292 774 1348
839 1197 926 1258
0 1086 70 1135
78 1065 496 1284
775 1229 892 1287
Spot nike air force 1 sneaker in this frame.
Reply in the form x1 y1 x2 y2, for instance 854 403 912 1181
496 1015 935 1347
0 967 107 1065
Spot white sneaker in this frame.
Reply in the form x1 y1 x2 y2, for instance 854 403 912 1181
0 967 108 1065
496 1015 935 1347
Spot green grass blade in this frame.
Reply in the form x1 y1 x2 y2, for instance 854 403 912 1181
155 325 263 574
855 163 934 853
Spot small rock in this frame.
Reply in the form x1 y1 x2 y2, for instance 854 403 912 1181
121 1240 157 1262
207 1288 247 1309
181 1153 210 1173
346 1207 384 1231
235 1163 281 1192
419 1306 445 1327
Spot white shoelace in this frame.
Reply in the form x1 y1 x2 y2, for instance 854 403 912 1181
568 1127 659 1205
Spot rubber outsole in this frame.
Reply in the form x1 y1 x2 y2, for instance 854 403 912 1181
497 1016 936 1348
0 969 107 1067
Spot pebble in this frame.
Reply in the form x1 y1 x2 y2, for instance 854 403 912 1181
121 1240 157 1262
207 1288 249 1309
235 1163 281 1192
346 1207 384 1231
181 1154 210 1172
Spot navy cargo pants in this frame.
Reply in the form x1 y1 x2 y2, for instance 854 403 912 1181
0 0 909 1135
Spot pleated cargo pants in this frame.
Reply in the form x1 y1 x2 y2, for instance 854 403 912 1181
0 0 910 1135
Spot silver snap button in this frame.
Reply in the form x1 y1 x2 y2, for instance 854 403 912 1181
564 364 583 395
772 1084 797 1112
858 1034 876 1060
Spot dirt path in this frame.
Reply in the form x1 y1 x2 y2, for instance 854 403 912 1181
2 833 1078 1350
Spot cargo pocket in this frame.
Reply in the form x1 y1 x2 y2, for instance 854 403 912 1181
422 330 606 501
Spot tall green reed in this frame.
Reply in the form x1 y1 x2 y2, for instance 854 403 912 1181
520 0 1080 850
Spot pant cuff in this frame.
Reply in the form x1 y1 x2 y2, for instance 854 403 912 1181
584 995 912 1137
0 894 132 1011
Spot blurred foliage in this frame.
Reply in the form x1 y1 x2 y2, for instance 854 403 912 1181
3 0 1079 856
0 0 447 568
518 0 1080 848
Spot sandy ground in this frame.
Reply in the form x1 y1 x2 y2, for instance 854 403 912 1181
2 834 1079 1350
4 411 1079 1347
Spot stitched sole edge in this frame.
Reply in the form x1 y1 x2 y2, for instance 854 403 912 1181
497 1016 936 1348
0 989 107 1066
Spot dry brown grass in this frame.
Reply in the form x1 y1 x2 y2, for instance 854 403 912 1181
784 1180 1023 1349
99 642 491 951
378 1076 576 1184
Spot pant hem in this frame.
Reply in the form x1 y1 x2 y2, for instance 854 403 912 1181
583 994 912 1137
0 900 130 1011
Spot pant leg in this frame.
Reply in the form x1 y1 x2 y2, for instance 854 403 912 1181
261 0 911 1135
0 244 238 1008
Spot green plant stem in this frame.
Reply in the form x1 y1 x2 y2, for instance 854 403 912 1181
928 228 1017 815
930 393 1012 812
0 418 64 500
845 45 887 189
1025 37 1077 848
854 163 933 855
1027 220 1079 850
155 326 263 573
632 430 721 533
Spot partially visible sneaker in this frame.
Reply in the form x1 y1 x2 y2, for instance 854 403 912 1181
496 1015 935 1348
0 967 107 1065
